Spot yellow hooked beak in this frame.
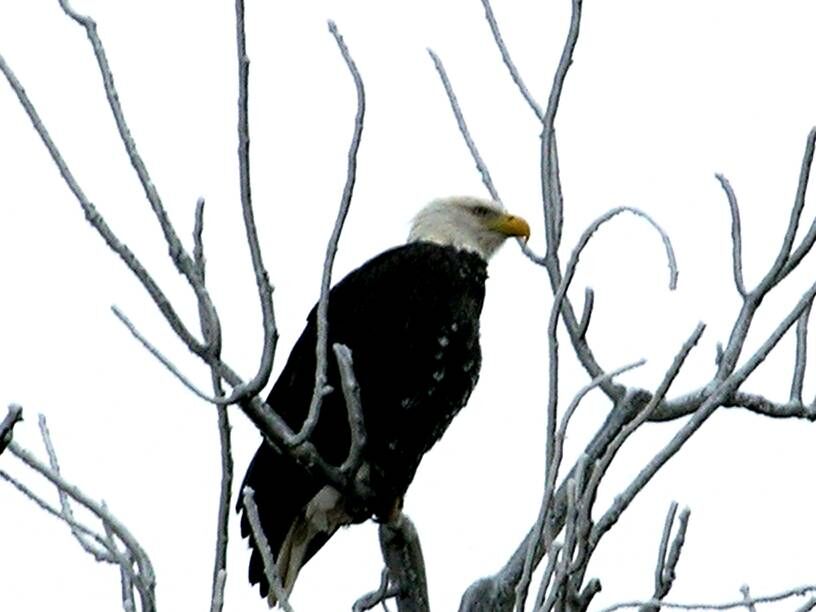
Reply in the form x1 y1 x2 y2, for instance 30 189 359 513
490 213 531 241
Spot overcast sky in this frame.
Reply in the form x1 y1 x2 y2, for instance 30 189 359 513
1 1 816 611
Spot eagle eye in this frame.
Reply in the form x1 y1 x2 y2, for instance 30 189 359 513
472 205 492 218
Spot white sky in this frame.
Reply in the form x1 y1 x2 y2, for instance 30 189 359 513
1 1 816 610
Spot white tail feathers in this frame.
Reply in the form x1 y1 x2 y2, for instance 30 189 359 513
268 486 351 608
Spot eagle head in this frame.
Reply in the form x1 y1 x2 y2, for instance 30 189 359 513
407 196 530 260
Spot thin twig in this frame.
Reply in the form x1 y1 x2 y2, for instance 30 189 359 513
654 502 679 598
739 586 757 612
532 543 563 611
232 0 278 402
111 305 223 404
0 51 209 357
191 196 234 612
563 325 704 593
715 174 747 297
290 20 366 448
194 198 206 276
649 388 816 422
537 479 579 612
540 0 583 253
0 469 112 555
515 360 644 611
38 415 114 562
577 288 594 340
2 466 139 612
427 49 500 203
209 380 232 612
58 0 226 364
480 0 545 122
599 584 816 612
334 344 367 475
439 1 619 408
662 508 690 591
354 568 399 612
241 487 293 612
716 128 816 380
643 505 690 612
791 297 813 404
586 324 705 552
545 205 677 512
776 127 816 280
576 579 602 612
8 441 155 611
594 277 816 548
101 502 139 612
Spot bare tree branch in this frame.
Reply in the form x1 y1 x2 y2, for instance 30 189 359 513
379 514 429 612
0 469 111 555
650 389 816 422
427 49 500 204
57 0 226 364
577 287 594 340
641 504 691 612
776 126 816 280
546 204 677 479
191 200 234 612
37 415 114 563
716 127 816 380
354 568 399 612
290 19 366 448
231 0 278 402
540 0 583 254
479 0 545 122
334 343 367 476
532 542 563 611
241 487 293 612
600 584 816 612
791 297 813 404
1 0 371 531
594 278 816 549
653 503 678 598
795 598 816 612
100 502 139 612
0 51 210 356
738 586 757 612
516 362 644 610
714 174 747 297
6 438 155 612
570 323 704 595
111 305 223 404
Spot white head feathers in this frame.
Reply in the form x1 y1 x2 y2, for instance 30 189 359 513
407 196 530 260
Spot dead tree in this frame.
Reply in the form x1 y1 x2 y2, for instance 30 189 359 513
1 1 815 611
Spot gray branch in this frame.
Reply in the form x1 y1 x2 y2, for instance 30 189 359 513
641 504 691 612
427 49 500 203
241 487 294 612
379 514 429 612
7 438 155 612
714 174 747 297
292 20 366 447
600 584 816 612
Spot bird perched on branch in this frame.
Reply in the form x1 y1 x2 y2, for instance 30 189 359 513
238 196 529 605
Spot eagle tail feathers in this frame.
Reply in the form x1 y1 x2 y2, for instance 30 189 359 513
265 485 350 608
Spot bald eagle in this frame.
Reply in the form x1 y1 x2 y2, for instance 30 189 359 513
238 196 529 604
